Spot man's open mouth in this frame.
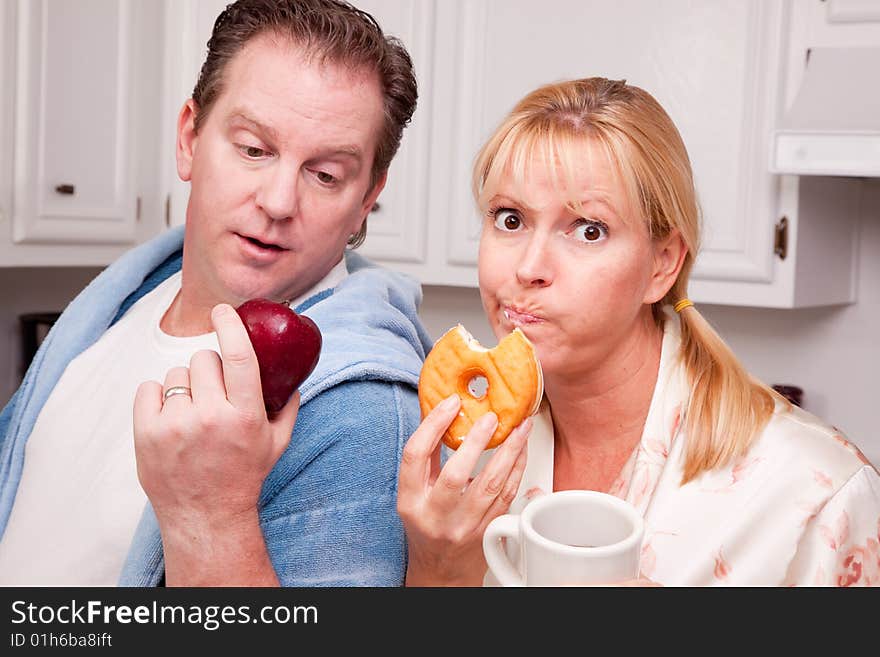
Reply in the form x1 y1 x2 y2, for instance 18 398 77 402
239 233 285 251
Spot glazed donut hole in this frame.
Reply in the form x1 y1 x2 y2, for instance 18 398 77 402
466 373 489 399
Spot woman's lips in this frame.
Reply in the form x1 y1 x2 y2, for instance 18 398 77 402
502 305 544 326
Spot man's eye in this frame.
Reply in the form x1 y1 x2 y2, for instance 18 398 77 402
241 145 269 158
572 219 609 243
316 171 337 184
493 208 522 231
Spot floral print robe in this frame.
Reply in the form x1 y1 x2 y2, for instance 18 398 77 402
487 310 880 586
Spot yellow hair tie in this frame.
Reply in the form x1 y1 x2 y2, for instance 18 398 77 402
674 299 694 313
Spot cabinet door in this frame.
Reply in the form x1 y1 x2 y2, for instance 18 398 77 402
160 0 229 228
349 0 435 265
438 0 785 290
11 0 148 245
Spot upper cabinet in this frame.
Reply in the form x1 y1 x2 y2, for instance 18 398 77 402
339 0 435 266
355 0 876 308
0 0 165 267
3 0 874 308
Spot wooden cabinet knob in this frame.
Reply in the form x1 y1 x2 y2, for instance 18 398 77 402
55 184 75 195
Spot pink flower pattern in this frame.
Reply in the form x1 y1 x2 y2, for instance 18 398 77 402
607 475 627 499
818 511 850 551
629 464 653 509
813 470 834 489
732 457 762 484
639 531 677 580
713 548 730 581
830 514 880 586
646 438 668 460
607 449 637 499
611 403 683 510
640 541 656 579
699 455 763 494
796 501 822 528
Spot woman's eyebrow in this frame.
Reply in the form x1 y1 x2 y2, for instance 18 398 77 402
486 193 535 212
576 194 623 218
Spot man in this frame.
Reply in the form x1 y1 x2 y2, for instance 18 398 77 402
0 0 430 586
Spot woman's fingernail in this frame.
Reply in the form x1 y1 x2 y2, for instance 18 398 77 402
439 394 459 411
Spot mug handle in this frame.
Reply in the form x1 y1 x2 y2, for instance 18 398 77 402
482 514 524 586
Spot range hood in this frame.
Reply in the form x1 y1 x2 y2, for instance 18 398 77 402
771 47 880 177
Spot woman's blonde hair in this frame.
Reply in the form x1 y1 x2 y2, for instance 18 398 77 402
472 78 781 484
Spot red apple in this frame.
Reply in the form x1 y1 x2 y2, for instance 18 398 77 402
235 298 322 414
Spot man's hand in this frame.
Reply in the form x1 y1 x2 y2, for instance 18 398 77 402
133 303 299 585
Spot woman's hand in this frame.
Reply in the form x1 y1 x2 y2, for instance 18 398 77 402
133 303 299 585
397 395 532 586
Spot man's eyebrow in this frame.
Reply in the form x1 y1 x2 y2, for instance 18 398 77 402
320 144 362 159
227 111 279 142
309 144 364 162
226 111 363 160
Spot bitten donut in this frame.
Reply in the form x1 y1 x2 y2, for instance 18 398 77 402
418 325 543 450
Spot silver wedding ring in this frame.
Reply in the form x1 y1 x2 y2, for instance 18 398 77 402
163 385 192 401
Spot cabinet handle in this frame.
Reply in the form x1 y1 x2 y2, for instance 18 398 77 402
774 216 788 260
371 202 381 213
55 184 75 195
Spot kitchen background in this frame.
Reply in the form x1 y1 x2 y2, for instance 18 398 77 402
1 0 878 464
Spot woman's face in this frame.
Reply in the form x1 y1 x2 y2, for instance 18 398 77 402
478 141 670 380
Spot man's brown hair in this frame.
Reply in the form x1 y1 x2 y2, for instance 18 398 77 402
192 0 418 246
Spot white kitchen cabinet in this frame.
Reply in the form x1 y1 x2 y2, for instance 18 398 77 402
0 0 165 267
345 0 435 264
162 0 870 309
159 0 224 228
358 0 871 309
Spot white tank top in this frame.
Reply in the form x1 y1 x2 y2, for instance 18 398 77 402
0 272 219 585
0 258 347 585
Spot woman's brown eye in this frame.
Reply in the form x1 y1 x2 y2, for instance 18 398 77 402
494 208 521 231
573 220 608 243
245 146 263 157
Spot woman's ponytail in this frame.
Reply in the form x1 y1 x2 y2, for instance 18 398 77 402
671 297 783 484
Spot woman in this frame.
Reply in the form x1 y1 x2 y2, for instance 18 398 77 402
397 78 880 586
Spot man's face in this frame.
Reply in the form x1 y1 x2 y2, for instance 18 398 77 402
176 33 386 309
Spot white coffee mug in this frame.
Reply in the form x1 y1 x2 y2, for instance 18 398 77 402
483 490 644 586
